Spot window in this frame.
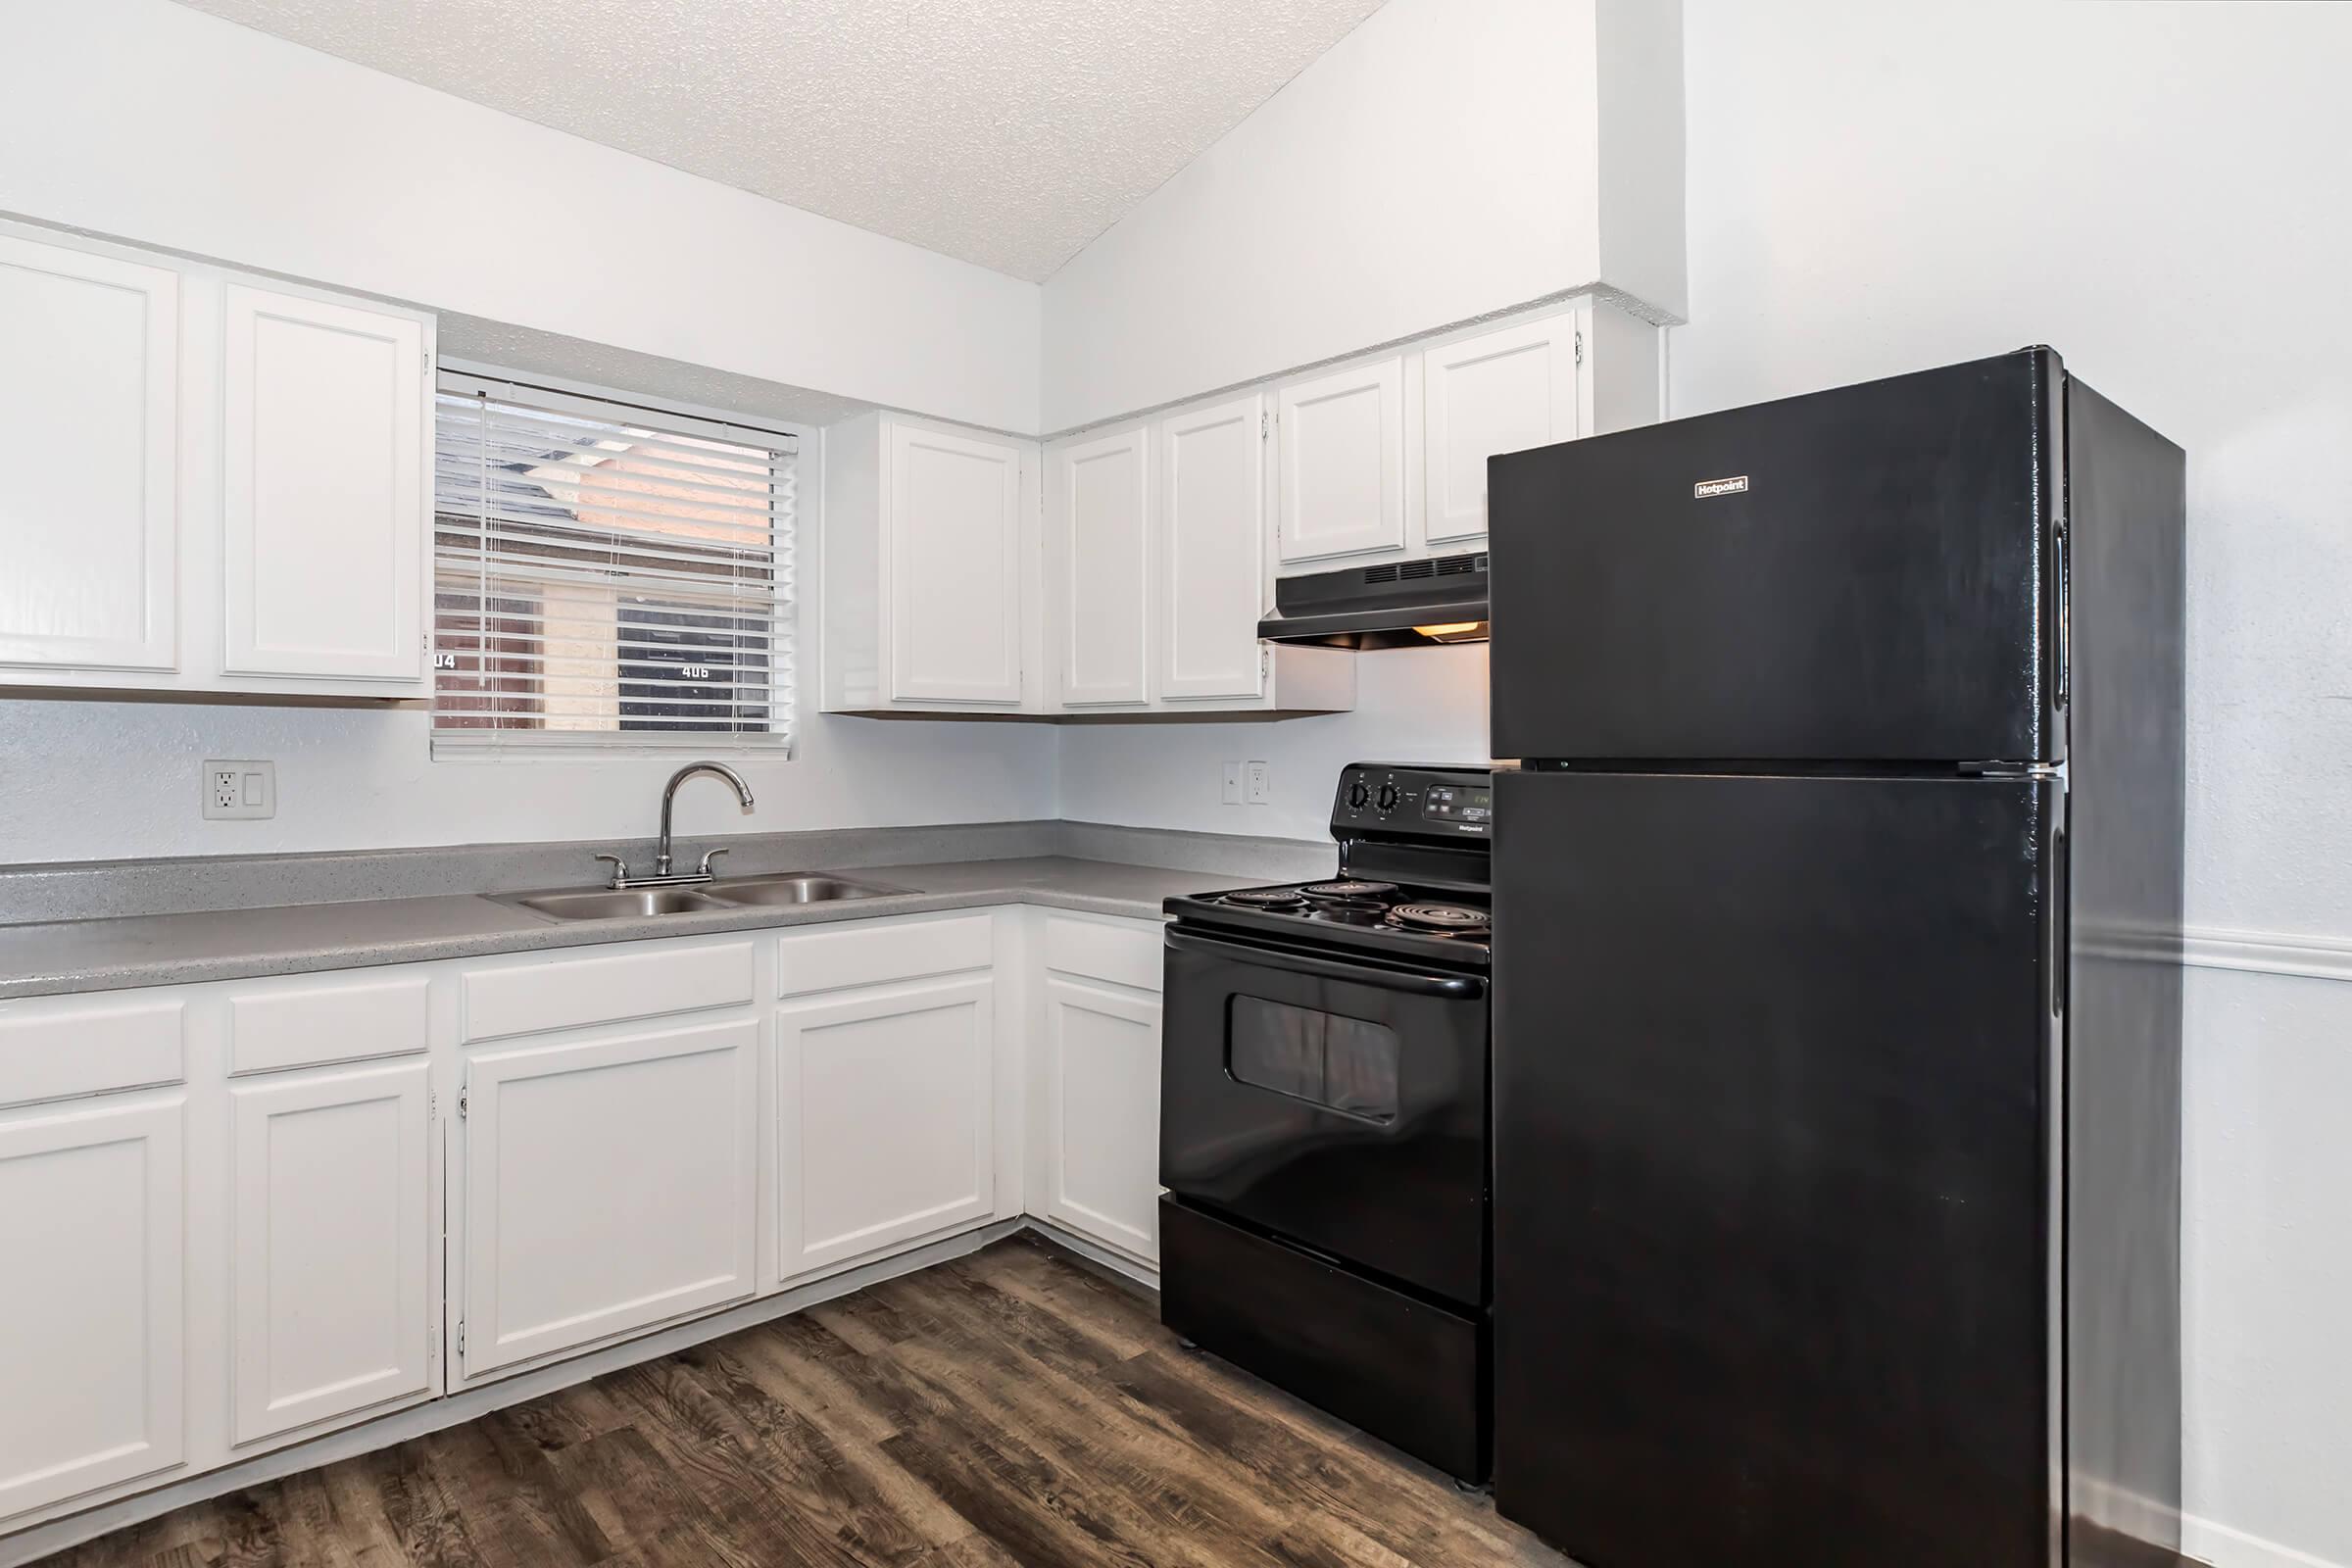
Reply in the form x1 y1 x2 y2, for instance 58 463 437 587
430 369 797 757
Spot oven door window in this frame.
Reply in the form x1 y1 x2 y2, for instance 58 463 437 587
1227 996 1400 1123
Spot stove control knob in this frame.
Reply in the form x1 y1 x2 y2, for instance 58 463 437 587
1347 781 1370 810
1375 782 1400 812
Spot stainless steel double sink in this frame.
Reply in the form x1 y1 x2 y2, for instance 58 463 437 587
496 873 911 923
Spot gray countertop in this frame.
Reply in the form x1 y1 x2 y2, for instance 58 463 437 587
0 855 1247 1001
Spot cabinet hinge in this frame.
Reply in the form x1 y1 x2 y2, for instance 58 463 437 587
1260 412 1270 439
457 1321 466 1356
428 1089 437 1122
1575 329 1585 367
457 1088 468 1120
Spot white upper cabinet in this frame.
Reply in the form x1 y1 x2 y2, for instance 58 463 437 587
0 232 179 675
823 413 1034 712
829 405 1346 719
0 221 434 700
1421 313 1583 547
220 285 426 687
888 419 1027 705
1158 393 1269 703
1051 424 1151 707
1276 354 1408 564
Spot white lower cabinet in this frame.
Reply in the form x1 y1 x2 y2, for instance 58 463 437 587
0 906 1190 1545
774 974 997 1280
459 1017 759 1381
229 1059 434 1446
0 1094 185 1523
1036 975 1163 1264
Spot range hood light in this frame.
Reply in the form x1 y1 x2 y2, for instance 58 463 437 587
1257 551 1492 649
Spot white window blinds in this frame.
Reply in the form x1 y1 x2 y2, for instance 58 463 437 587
431 371 797 757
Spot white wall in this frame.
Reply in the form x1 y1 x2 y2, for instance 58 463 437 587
1058 647 1489 840
1038 0 1685 433
0 0 1042 435
0 702 1055 864
1061 6 2352 1565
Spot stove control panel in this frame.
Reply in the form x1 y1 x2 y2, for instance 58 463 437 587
1331 763 1493 837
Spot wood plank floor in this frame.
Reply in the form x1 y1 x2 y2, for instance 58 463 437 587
52 1236 1566 1568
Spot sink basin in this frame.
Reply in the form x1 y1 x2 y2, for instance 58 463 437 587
510 887 725 921
704 874 908 907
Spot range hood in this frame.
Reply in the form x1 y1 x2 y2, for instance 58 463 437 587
1257 551 1490 649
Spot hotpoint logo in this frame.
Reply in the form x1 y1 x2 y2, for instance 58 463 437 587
1692 475 1750 499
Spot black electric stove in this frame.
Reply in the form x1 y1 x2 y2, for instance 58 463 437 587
1158 763 1494 1483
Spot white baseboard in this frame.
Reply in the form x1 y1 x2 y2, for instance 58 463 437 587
1023 1215 1160 1290
2184 1514 2348 1568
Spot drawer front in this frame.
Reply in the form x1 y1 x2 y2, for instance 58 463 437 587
0 997 184 1109
1042 914 1162 993
463 941 755 1043
230 974 430 1075
777 914 993 999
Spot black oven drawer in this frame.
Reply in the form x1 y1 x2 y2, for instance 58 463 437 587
1160 927 1489 1306
1160 1197 1489 1483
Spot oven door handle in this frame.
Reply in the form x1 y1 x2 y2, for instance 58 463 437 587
1163 929 1486 1000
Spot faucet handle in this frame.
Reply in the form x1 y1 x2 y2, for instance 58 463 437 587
696 847 731 878
594 853 629 888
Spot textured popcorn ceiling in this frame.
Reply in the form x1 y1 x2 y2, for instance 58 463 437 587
172 0 1390 281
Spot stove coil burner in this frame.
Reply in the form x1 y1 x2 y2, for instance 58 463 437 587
1301 880 1400 901
1385 902 1492 935
1223 887 1309 909
1305 899 1388 926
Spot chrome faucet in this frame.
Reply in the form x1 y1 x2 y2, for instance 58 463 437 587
596 760 756 890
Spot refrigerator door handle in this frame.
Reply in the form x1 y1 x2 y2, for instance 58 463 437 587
2054 520 2072 712
2049 823 2070 1019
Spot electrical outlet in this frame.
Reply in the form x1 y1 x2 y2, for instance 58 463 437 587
1245 761 1271 805
202 760 276 821
1222 761 1243 805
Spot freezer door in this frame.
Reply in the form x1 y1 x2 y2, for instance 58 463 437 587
1489 350 2062 764
1492 768 2060 1568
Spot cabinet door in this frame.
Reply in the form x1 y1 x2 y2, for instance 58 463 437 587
1052 426 1150 707
775 975 995 1278
220 284 425 685
1158 394 1268 702
887 421 1024 704
1276 355 1406 564
0 234 178 673
1422 314 1581 546
0 1097 184 1521
461 1018 758 1379
230 1060 433 1446
1039 976 1162 1264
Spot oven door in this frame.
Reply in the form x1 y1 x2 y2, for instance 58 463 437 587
1160 926 1489 1307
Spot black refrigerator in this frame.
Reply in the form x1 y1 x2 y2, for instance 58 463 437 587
1486 349 2184 1568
